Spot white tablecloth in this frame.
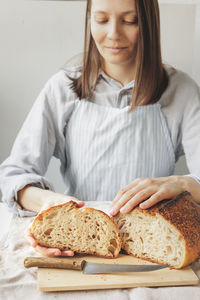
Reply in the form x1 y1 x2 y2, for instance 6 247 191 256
0 201 200 300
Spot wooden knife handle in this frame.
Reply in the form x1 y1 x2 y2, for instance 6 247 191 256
24 257 85 270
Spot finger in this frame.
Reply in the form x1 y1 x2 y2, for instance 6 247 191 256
119 188 156 213
24 227 37 248
35 245 75 257
110 180 141 208
35 245 62 257
26 235 37 248
60 250 74 256
67 197 85 207
139 191 165 209
109 189 137 216
76 201 85 207
109 185 141 214
110 185 155 216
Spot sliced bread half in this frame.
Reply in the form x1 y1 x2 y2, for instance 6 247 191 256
31 201 121 258
113 191 200 268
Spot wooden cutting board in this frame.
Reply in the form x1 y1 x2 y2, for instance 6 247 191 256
37 254 199 291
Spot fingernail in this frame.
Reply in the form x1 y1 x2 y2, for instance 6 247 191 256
139 203 146 209
120 207 127 213
64 250 74 255
109 208 116 215
53 250 60 256
32 241 37 248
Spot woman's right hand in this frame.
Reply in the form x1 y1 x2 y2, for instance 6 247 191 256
25 195 85 257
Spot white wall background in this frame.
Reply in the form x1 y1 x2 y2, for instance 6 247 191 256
0 0 200 215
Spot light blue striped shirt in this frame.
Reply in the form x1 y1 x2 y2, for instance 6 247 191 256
0 65 200 216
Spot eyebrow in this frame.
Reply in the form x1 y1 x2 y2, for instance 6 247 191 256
93 10 137 15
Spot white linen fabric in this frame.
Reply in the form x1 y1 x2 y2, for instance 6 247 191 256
0 201 199 300
0 65 200 216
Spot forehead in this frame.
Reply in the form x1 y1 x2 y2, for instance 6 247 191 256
91 0 136 14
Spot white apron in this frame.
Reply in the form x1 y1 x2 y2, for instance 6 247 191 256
64 99 175 202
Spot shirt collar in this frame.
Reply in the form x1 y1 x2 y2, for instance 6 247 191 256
98 70 135 91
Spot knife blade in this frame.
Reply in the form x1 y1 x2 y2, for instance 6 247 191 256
82 261 168 274
24 257 168 274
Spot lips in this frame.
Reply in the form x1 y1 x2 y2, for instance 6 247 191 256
105 46 127 54
106 46 127 49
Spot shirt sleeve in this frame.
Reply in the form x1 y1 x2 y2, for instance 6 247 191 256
0 70 76 216
163 67 200 185
181 79 200 184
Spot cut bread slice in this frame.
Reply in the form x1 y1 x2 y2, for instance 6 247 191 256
113 191 200 268
31 201 121 258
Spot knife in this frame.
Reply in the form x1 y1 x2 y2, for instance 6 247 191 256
24 257 168 274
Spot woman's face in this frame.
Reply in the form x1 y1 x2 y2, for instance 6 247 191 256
90 0 139 69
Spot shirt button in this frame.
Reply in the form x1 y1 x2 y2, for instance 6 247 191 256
120 90 126 95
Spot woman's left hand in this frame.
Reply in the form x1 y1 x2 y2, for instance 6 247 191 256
109 175 186 216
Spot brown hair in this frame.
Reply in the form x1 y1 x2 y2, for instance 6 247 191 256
70 0 168 111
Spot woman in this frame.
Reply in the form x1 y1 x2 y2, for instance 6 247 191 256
0 0 200 257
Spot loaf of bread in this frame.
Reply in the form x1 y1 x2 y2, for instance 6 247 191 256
113 191 200 268
31 201 121 258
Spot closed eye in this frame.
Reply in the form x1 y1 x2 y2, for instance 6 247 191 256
123 21 137 25
95 20 138 25
96 20 108 24
123 18 138 25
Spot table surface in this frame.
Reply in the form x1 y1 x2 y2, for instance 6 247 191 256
0 201 200 300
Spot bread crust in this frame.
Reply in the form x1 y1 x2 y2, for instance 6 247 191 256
31 201 122 258
31 201 80 226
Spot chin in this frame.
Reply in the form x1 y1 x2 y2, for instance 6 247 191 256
105 57 130 65
101 51 132 64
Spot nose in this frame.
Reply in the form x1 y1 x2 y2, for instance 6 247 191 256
107 20 121 40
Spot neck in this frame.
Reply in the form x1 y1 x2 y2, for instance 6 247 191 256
102 61 136 86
